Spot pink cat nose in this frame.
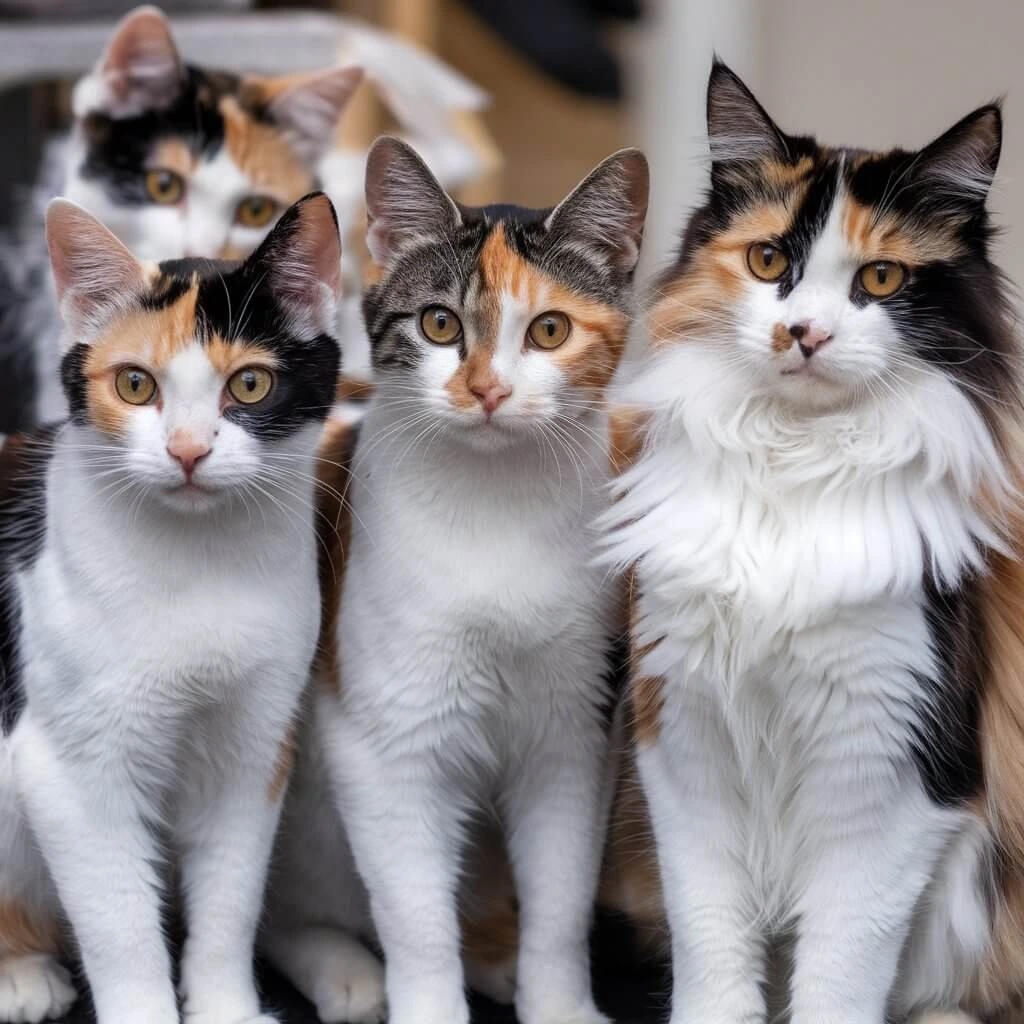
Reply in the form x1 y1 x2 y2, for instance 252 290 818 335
167 430 211 479
789 321 833 358
471 381 512 415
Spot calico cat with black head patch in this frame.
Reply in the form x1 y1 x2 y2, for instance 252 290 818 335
280 138 648 1024
0 4 361 432
605 61 1024 1024
0 192 341 1024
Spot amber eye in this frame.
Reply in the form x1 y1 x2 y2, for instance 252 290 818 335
420 306 463 345
145 169 185 205
858 261 907 299
227 367 274 405
115 367 157 406
747 242 789 282
236 196 279 229
527 311 572 350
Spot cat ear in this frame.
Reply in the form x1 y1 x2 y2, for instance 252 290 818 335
247 192 343 339
74 6 185 119
259 66 364 164
364 136 461 265
46 199 148 344
916 104 1002 205
545 148 649 275
706 59 788 167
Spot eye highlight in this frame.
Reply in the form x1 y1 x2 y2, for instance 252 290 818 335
115 367 157 406
420 307 462 345
145 169 185 205
747 242 789 282
527 311 571 350
227 367 274 405
235 196 279 229
858 261 907 299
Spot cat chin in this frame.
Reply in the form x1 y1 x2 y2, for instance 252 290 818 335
151 482 233 515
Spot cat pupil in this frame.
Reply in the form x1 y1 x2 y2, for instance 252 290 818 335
243 372 255 391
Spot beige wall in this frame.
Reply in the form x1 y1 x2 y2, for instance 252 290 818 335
631 0 1024 289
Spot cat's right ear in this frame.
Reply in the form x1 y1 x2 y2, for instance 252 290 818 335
47 200 148 345
706 59 789 170
364 137 461 266
73 5 185 119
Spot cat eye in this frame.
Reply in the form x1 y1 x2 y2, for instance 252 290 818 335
227 367 274 405
420 306 463 345
527 311 572 350
145 169 185 206
115 367 157 406
747 242 789 282
858 261 907 299
235 196 280 229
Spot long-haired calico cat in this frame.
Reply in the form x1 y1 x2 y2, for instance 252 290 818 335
0 192 342 1024
266 137 648 1024
605 61 1024 1023
0 4 361 432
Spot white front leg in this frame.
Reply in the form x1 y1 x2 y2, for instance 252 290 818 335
502 712 610 1024
638 730 767 1024
323 716 469 1024
13 716 179 1024
177 699 298 1024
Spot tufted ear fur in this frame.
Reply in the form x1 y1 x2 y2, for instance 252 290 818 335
706 59 789 168
73 5 185 119
245 192 343 338
46 199 148 346
916 104 1002 206
545 148 650 275
364 136 461 266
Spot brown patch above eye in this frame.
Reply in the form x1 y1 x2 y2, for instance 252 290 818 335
150 138 194 181
219 96 313 202
649 200 800 348
204 333 279 378
841 195 963 265
83 282 200 437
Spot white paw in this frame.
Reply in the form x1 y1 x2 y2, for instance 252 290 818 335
184 1013 280 1024
910 1014 982 1024
313 956 386 1024
465 954 517 1005
0 955 77 1024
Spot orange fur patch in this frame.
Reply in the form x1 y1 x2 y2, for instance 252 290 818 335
771 322 793 354
268 720 299 802
608 405 648 475
649 201 800 347
445 346 500 412
314 419 359 696
336 376 374 403
0 901 61 957
219 96 313 202
149 138 194 180
841 196 964 265
460 826 519 974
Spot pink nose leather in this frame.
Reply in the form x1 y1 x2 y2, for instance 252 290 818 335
471 382 512 415
167 430 211 478
789 321 833 357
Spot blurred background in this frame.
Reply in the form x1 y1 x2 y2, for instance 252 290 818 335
0 0 1021 283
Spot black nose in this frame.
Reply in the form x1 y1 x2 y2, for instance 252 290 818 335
789 323 808 341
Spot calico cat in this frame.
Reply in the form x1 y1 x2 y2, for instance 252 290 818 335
0 192 342 1024
282 138 647 1024
0 4 361 432
605 62 1024 1023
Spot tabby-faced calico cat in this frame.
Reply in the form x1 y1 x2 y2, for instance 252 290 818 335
1 4 360 431
0 193 341 1024
295 138 647 1024
606 62 1024 1024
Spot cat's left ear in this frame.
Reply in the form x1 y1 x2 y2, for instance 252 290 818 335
246 192 343 338
254 66 365 163
74 6 185 118
46 200 149 346
916 104 1002 205
545 148 649 275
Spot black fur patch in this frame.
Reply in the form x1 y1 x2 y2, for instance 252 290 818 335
911 574 988 806
0 428 57 735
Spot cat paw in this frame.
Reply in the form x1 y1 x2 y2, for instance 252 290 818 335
313 956 386 1024
183 1012 280 1024
909 1014 982 1024
519 1002 610 1024
0 954 77 1023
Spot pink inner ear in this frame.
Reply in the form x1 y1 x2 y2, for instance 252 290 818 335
101 7 182 111
269 66 364 160
290 197 343 300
